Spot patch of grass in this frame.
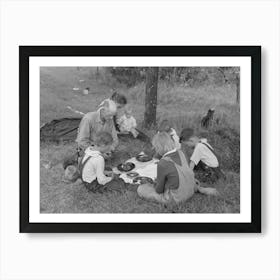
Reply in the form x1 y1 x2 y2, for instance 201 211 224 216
40 67 240 213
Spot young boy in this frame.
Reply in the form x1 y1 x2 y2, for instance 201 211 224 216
117 105 139 138
78 131 116 192
158 120 181 150
179 128 224 183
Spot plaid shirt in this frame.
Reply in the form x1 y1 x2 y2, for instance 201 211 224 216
76 109 118 151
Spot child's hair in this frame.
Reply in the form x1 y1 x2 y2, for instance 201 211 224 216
95 131 114 146
111 91 127 106
125 105 132 114
158 119 172 133
152 132 175 155
179 128 195 143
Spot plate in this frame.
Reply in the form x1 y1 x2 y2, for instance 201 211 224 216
136 154 153 162
117 162 135 172
126 171 139 178
133 176 154 185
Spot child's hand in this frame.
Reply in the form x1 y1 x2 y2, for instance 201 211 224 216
103 152 112 159
104 170 113 177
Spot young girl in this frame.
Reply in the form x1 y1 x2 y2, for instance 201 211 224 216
158 119 181 150
117 105 138 138
137 132 218 204
179 128 225 183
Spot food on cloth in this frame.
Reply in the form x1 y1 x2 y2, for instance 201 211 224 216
136 154 153 162
126 171 139 178
133 176 154 185
117 162 135 172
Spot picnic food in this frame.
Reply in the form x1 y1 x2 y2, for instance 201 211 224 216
133 176 154 185
136 154 153 162
126 171 139 178
117 162 135 172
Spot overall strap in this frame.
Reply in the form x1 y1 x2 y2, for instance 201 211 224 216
201 142 218 158
177 150 188 167
200 142 222 168
78 155 92 177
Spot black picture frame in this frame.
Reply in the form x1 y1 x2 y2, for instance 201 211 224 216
20 46 261 233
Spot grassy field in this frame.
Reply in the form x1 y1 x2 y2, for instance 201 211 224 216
40 67 240 213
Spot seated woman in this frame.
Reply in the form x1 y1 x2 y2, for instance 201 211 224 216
137 132 218 204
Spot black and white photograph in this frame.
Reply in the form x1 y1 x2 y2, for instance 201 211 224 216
20 46 260 232
40 66 240 214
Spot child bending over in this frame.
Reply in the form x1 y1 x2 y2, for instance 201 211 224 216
179 128 225 183
158 120 181 150
78 131 125 192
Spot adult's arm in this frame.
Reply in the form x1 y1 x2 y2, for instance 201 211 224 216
154 160 167 194
110 121 119 151
76 117 93 150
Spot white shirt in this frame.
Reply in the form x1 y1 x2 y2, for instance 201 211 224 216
81 147 112 185
190 139 219 168
169 128 181 150
118 115 137 132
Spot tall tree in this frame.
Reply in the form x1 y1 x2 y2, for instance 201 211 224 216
235 74 240 104
144 67 159 128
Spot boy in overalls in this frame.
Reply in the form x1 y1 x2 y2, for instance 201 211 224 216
179 128 225 183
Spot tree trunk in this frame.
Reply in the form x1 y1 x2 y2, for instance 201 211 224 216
236 75 240 104
144 67 159 129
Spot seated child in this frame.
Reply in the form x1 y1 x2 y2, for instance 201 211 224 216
117 105 138 138
179 128 224 183
158 120 181 150
78 131 123 192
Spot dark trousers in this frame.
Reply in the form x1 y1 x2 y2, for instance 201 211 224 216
83 177 127 193
194 161 223 183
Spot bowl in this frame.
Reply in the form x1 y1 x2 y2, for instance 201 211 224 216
117 162 135 172
126 171 139 178
133 176 154 185
136 154 153 162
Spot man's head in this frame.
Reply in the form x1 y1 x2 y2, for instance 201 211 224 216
179 128 198 148
95 131 114 153
158 119 172 133
111 91 127 109
99 99 117 121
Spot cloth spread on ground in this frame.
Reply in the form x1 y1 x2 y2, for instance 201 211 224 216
112 156 159 184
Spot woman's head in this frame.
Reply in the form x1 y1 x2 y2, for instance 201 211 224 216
152 132 175 156
111 91 127 109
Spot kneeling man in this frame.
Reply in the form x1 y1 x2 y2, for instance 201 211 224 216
76 100 119 156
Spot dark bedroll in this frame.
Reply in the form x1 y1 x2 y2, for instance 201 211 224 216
40 117 82 142
40 117 151 143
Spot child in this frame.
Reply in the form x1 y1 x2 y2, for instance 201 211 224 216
117 105 139 138
179 128 224 183
78 131 122 192
158 120 181 150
